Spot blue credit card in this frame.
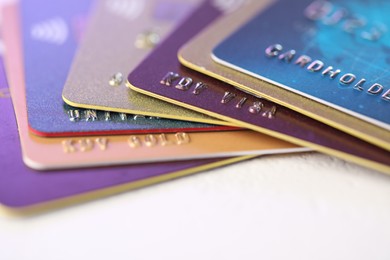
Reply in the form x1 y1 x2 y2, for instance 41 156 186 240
213 0 390 130
21 0 220 137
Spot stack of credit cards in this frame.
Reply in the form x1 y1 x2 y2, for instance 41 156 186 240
1 0 389 213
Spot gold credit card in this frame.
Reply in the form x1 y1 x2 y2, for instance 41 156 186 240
178 0 390 151
62 0 233 126
25 130 307 170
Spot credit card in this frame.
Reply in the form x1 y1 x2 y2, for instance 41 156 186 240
62 0 231 126
128 0 390 174
3 3 306 170
20 0 232 138
211 0 390 150
0 59 254 211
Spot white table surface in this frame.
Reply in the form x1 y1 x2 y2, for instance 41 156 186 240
1 152 390 260
1 0 390 259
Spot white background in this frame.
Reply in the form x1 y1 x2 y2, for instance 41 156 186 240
1 153 390 260
1 0 390 259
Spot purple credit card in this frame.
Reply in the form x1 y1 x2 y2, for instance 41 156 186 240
0 58 244 209
127 1 390 173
